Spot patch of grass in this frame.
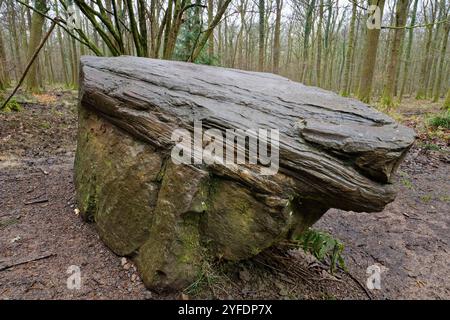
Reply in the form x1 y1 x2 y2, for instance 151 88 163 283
0 98 23 112
399 171 414 189
183 260 222 297
401 178 414 189
51 107 64 117
439 195 450 202
40 121 51 130
294 228 346 274
420 194 432 203
420 143 441 152
321 292 337 300
427 111 450 130
0 217 19 229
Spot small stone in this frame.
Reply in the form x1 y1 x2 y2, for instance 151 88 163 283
181 293 189 300
10 236 21 243
120 257 127 266
239 269 251 282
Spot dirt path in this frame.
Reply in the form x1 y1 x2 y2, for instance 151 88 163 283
0 93 449 299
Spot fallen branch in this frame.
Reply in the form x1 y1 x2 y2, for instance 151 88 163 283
24 198 49 205
0 252 55 271
342 268 373 300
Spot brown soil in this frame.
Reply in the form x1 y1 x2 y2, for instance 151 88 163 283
0 93 448 300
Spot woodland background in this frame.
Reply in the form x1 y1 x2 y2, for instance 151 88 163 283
0 0 449 109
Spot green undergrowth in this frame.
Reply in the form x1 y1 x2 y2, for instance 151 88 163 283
0 98 22 112
427 111 450 130
294 228 346 274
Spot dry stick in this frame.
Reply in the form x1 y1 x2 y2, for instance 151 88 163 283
1 20 57 110
340 268 373 300
0 252 55 272
24 198 49 205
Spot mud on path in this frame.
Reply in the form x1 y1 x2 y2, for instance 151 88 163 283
0 93 449 299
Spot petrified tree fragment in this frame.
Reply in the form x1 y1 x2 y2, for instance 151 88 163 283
75 56 415 291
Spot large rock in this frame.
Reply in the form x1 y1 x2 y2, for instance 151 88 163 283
75 56 415 291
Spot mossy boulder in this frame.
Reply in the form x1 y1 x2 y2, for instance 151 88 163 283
75 56 415 291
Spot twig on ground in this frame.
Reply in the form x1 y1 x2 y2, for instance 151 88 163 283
0 252 56 271
342 269 372 300
24 198 49 205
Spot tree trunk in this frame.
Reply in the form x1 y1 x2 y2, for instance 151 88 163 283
416 4 437 99
432 19 450 102
301 0 316 83
444 88 450 109
381 0 409 108
8 1 23 79
399 0 418 101
0 27 8 90
55 0 69 86
315 0 324 86
272 0 282 74
428 0 446 98
258 0 265 71
358 0 385 103
189 0 232 62
342 1 357 97
208 0 214 59
25 0 47 92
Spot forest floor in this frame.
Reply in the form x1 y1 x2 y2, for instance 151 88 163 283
0 90 449 300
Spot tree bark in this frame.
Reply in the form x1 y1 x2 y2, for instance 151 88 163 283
399 0 418 101
0 26 8 90
25 0 48 92
432 19 450 102
342 1 357 97
358 0 385 103
272 0 282 74
381 0 409 108
416 3 437 99
258 0 265 71
208 0 214 58
315 0 324 86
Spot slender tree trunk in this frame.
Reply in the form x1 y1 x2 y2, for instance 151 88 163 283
208 0 214 59
272 0 282 74
0 27 9 90
417 4 437 99
54 0 69 85
315 0 324 86
26 0 48 92
342 1 357 96
189 0 232 62
301 0 316 83
399 0 418 101
8 1 23 79
70 36 78 86
432 19 450 102
258 0 265 71
428 0 446 98
381 0 409 108
321 0 332 88
444 88 450 109
358 0 385 103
